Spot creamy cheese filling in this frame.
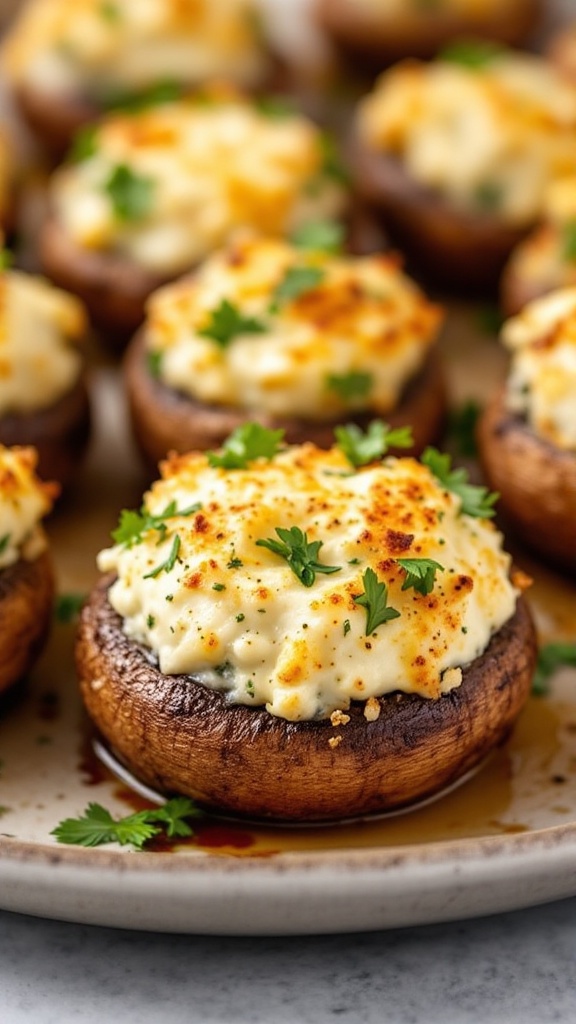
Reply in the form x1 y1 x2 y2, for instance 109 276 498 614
0 270 85 416
0 445 54 569
357 53 576 225
98 443 517 722
503 287 576 451
50 97 346 274
3 0 270 95
145 236 442 419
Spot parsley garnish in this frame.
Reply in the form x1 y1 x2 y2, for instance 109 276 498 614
105 79 182 114
326 371 373 402
55 592 86 623
198 299 267 348
0 533 10 555
143 533 181 579
256 526 341 587
0 250 12 270
112 500 200 547
561 220 576 263
147 349 162 379
439 39 503 68
343 618 351 636
335 421 413 468
447 400 482 457
421 447 498 518
291 220 344 254
473 180 503 212
100 0 120 21
396 558 444 596
319 132 350 185
353 567 400 635
271 266 325 309
69 125 99 163
207 423 284 469
532 642 576 696
147 614 156 628
104 163 155 222
255 95 297 119
51 797 202 849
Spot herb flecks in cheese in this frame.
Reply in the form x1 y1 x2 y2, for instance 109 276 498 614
4 0 271 96
50 95 347 274
145 236 442 419
0 270 85 416
503 287 576 451
98 439 518 721
0 445 55 568
358 51 576 225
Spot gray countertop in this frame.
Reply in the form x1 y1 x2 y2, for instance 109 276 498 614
2 898 575 1024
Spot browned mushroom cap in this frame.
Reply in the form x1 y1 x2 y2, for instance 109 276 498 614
0 372 91 490
546 24 576 86
315 0 542 68
40 215 171 348
500 225 576 318
124 330 447 470
0 550 54 695
477 390 576 575
351 141 527 292
13 82 98 162
76 578 536 822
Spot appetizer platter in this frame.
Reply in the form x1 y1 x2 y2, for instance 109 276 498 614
0 0 575 934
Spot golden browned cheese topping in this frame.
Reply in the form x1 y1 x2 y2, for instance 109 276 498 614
0 445 55 568
357 51 576 225
99 441 517 721
50 94 347 273
503 287 576 450
3 0 271 95
146 235 442 418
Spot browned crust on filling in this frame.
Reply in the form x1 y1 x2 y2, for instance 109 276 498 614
477 389 576 575
0 372 91 490
0 550 54 695
351 141 528 291
124 329 447 469
76 577 536 822
315 0 542 66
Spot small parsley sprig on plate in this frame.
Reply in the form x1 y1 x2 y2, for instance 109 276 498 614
421 447 498 518
396 558 444 597
207 423 285 469
353 567 400 635
52 797 202 849
335 421 413 468
256 526 341 587
112 499 201 548
532 642 576 696
199 299 267 348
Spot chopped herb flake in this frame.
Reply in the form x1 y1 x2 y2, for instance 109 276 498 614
143 534 181 579
291 219 344 254
104 163 155 222
421 447 498 518
326 370 373 402
396 557 444 596
335 420 413 468
199 299 267 348
207 422 284 469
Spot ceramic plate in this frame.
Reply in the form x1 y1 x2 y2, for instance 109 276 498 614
0 305 575 935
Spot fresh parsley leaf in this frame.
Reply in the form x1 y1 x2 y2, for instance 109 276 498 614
421 447 498 518
271 266 325 309
353 567 400 634
69 125 99 164
51 797 201 849
104 163 155 222
143 533 181 579
255 95 297 119
0 249 12 270
112 500 200 547
55 592 86 623
198 299 267 348
207 423 284 469
104 79 182 113
473 180 503 212
0 533 10 555
291 220 345 254
319 132 350 185
447 400 482 458
326 371 373 402
439 39 503 68
256 526 341 587
476 304 504 335
396 558 444 596
147 349 162 379
532 642 576 696
335 421 413 468
561 220 576 263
